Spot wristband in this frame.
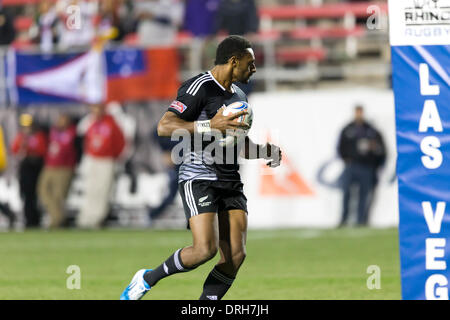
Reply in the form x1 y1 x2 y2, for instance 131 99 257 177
195 120 211 134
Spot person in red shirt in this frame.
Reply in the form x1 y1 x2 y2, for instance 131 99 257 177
11 114 47 228
77 103 125 228
37 113 77 229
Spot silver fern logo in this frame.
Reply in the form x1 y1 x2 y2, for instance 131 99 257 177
198 195 212 207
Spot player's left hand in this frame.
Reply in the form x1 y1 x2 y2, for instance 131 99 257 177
261 143 282 168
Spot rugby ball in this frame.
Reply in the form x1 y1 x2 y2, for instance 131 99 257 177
218 101 253 147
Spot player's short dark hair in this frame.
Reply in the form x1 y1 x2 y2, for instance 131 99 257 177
214 35 253 65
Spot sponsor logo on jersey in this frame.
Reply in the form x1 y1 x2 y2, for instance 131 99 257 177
170 100 187 113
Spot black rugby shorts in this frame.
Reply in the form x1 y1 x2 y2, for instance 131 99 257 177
179 180 248 222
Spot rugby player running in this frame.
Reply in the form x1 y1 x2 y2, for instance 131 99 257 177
120 35 282 300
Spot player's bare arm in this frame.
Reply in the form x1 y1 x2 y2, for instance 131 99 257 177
157 107 250 137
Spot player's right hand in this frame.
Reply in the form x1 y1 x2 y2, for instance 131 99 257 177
210 106 250 134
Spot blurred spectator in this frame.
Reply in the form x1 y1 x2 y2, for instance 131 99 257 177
106 101 138 195
97 0 126 42
183 0 219 38
107 101 136 162
76 103 125 229
11 15 34 49
0 5 16 45
37 113 77 229
215 0 259 36
134 0 184 47
148 127 180 222
36 0 58 53
183 0 220 70
337 105 386 227
214 0 259 95
0 125 15 229
11 114 48 229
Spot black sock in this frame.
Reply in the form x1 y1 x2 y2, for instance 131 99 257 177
143 248 192 287
199 267 235 300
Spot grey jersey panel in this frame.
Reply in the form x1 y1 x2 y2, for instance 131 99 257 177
178 151 218 183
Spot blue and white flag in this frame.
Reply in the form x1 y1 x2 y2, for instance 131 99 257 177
8 49 106 105
389 0 450 300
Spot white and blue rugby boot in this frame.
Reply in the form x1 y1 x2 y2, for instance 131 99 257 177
120 269 151 300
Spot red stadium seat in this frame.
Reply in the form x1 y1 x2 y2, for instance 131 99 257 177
259 2 388 20
124 32 194 46
288 26 366 40
253 30 283 42
14 16 33 31
275 47 327 63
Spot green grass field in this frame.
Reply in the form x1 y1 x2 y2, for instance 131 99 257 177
0 227 401 300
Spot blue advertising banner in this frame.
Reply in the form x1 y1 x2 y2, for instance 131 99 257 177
389 0 450 300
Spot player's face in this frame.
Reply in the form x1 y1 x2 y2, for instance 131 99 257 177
234 48 256 84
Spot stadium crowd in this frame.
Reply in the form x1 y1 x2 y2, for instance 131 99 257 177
0 0 263 230
0 0 262 50
0 0 389 231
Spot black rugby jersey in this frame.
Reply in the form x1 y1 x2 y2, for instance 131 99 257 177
167 71 248 183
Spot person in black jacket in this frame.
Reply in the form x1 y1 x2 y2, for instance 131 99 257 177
214 0 259 95
337 105 386 227
214 0 259 36
0 6 16 45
